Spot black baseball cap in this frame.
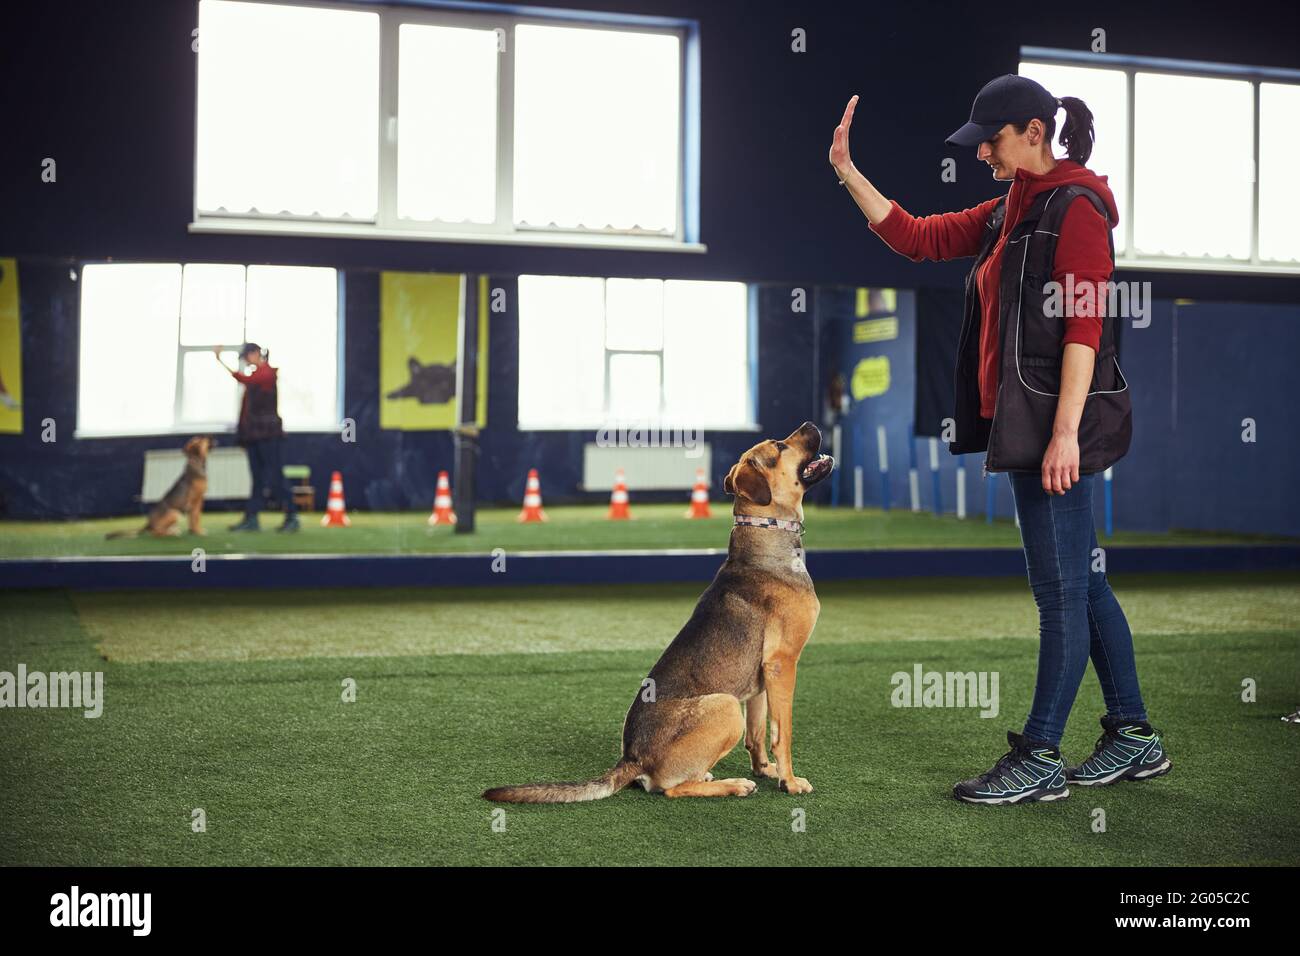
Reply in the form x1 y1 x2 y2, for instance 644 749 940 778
238 342 262 357
946 74 1059 147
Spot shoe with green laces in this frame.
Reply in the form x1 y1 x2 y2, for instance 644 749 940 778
953 730 1070 805
1066 714 1172 787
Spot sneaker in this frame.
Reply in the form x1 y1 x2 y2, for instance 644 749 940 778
228 516 261 532
953 730 1069 805
277 514 301 534
1066 715 1172 786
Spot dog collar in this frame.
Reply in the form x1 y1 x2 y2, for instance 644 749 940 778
733 514 804 535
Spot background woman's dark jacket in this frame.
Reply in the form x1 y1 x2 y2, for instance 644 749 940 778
231 363 285 445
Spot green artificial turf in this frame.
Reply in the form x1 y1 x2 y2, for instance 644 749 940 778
1 504 1293 559
1 572 1298 866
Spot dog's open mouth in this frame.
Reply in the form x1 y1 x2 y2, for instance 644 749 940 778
799 454 835 486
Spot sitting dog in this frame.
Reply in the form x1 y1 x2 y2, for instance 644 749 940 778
107 436 212 538
484 422 834 801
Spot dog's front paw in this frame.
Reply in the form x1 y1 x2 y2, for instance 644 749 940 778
752 761 780 779
779 776 813 795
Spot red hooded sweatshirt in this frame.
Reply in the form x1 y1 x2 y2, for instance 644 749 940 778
869 159 1119 418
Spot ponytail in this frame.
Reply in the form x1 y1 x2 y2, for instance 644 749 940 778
1014 94 1095 165
1056 95 1095 165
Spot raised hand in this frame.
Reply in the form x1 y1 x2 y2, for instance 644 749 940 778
829 94 859 178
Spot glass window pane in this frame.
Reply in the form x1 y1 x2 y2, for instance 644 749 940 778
608 353 661 421
1019 61 1129 254
1259 82 1300 263
1134 72 1253 258
180 350 241 423
196 0 379 219
397 23 499 224
517 275 605 428
514 24 679 232
245 266 339 430
78 264 181 434
180 263 245 346
663 281 749 428
605 278 663 350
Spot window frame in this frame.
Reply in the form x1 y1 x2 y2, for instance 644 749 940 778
190 0 704 253
1020 47 1300 276
74 260 346 440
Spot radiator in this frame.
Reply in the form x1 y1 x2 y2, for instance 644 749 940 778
142 447 251 502
582 442 711 491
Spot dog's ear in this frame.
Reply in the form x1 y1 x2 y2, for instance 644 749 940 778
723 460 771 506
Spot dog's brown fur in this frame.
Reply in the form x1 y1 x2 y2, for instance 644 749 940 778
483 422 834 802
106 437 212 539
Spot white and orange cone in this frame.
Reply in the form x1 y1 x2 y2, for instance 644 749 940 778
517 468 547 523
685 467 711 519
607 468 632 520
321 471 351 527
428 470 457 526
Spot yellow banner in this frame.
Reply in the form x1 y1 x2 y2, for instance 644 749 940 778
851 356 891 399
854 287 897 318
0 259 21 435
853 316 898 343
380 272 488 431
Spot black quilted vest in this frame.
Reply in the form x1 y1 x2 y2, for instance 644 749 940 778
949 183 1132 473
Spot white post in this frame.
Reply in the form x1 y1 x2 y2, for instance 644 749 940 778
956 458 967 519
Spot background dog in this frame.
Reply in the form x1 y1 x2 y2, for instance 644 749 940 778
484 422 834 802
106 436 212 539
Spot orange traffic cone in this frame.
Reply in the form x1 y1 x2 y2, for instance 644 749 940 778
686 467 711 518
321 471 351 527
428 470 457 526
607 468 632 520
517 468 547 522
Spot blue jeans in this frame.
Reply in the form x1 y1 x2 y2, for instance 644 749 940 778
243 438 298 519
1008 471 1148 748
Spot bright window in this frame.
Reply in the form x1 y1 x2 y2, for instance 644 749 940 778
78 264 182 435
193 1 693 248
1017 62 1128 254
1259 82 1300 263
397 23 499 224
517 276 751 430
195 0 380 219
78 263 340 437
1134 73 1253 259
513 25 680 233
1021 51 1300 272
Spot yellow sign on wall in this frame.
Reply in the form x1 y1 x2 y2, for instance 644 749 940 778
851 355 890 399
0 259 21 435
853 317 898 343
379 272 488 431
854 287 897 318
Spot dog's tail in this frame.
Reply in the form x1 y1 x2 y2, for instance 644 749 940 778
105 528 143 540
482 760 642 804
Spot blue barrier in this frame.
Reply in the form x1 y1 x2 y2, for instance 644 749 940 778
3 545 1298 591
